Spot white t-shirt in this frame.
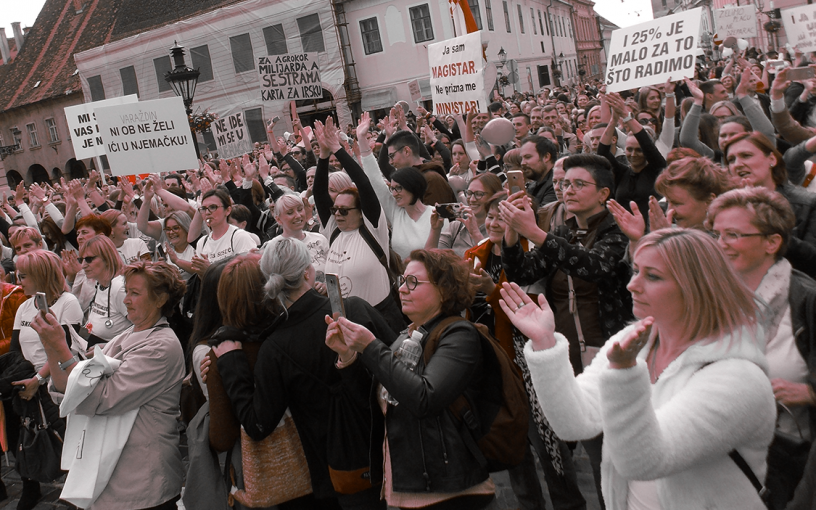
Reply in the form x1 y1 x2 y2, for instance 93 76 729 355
195 224 257 264
14 293 83 371
323 210 391 306
118 237 150 265
168 244 195 282
86 275 131 343
301 231 329 280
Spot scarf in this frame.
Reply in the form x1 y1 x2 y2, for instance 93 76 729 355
754 258 792 344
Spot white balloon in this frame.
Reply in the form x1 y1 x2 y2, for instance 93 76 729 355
721 47 734 58
737 38 749 51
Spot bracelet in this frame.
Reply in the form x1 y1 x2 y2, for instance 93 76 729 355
665 92 675 98
35 373 46 386
59 355 79 371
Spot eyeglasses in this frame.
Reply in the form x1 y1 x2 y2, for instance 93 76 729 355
638 118 658 125
710 231 767 243
553 179 565 189
198 204 223 214
330 207 359 216
464 190 488 199
387 150 399 161
396 274 431 291
389 184 404 194
80 255 97 264
561 179 598 191
164 225 183 233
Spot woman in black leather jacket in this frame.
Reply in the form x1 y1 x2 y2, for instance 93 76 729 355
327 249 494 509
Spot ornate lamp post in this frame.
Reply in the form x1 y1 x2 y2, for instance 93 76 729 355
497 47 508 96
164 42 201 158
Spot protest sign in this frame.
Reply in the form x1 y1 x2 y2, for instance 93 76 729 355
213 112 252 160
64 95 138 159
408 79 422 101
258 53 322 101
428 31 486 115
94 97 199 177
605 8 702 93
714 6 757 38
782 5 816 52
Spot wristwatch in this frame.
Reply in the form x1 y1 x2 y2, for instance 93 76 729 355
621 113 634 123
35 373 46 386
59 355 79 371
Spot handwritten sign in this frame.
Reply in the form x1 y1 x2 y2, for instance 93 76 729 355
94 97 199 177
605 8 702 93
782 5 816 52
64 95 138 159
428 31 486 115
213 112 252 160
258 53 322 101
714 6 757 38
408 79 422 101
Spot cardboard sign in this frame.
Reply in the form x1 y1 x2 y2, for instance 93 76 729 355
213 112 252 160
714 6 757 38
782 5 816 52
94 97 199 177
64 95 138 159
408 79 422 101
605 8 702 93
428 31 486 115
258 53 322 101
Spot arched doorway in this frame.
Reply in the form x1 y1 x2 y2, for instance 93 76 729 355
64 159 87 179
6 170 23 189
29 164 51 184
295 88 337 129
52 168 63 181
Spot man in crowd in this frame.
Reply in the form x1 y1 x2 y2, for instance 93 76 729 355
520 135 559 206
386 131 456 206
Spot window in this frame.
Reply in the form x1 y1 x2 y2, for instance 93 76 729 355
541 41 546 52
297 13 325 52
230 34 255 74
549 14 554 36
243 108 268 144
409 5 434 43
153 56 173 92
87 75 105 101
263 24 288 55
10 128 22 149
517 5 524 33
503 1 511 32
45 118 59 143
661 0 667 7
26 123 40 148
568 19 573 38
531 8 536 34
191 45 214 82
469 0 483 30
539 10 546 35
120 66 139 97
537 65 551 87
485 0 494 30
360 18 383 54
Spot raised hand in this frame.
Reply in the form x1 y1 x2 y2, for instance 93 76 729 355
684 77 704 104
606 317 654 369
608 199 646 242
498 282 556 351
648 196 673 231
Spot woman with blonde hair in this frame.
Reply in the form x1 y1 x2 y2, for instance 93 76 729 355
274 193 329 287
503 228 775 509
78 236 131 345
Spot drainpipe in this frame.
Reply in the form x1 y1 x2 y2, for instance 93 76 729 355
544 0 559 86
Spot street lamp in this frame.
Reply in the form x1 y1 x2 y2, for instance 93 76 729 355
497 47 508 96
164 42 201 158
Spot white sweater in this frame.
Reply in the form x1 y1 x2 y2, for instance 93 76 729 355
524 325 775 510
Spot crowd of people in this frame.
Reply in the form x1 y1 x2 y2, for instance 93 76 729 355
0 46 813 510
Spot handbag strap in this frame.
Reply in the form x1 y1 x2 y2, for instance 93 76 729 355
729 449 770 503
567 276 587 352
777 402 806 441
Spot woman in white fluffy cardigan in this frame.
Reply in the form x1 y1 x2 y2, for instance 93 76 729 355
499 228 776 510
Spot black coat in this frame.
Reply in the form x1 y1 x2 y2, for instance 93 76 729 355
779 183 816 279
790 269 816 437
217 290 397 499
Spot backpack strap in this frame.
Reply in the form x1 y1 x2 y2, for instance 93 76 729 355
330 228 341 246
729 449 770 503
358 223 389 275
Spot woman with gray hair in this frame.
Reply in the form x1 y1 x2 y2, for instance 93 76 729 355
211 237 397 509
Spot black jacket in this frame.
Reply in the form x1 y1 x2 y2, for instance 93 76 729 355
778 183 816 279
217 290 398 499
360 314 489 493
790 269 816 437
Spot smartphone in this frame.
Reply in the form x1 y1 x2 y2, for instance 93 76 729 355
271 116 281 124
156 244 166 260
435 203 464 220
325 273 345 318
787 67 815 81
506 170 525 194
34 292 48 314
8 272 16 285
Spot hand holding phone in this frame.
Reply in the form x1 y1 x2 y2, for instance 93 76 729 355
325 274 345 318
34 292 49 315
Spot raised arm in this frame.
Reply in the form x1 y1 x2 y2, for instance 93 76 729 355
136 180 165 240
679 78 716 159
736 68 776 148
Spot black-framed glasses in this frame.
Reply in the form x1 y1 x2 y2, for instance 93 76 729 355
387 150 400 161
561 179 598 191
80 256 97 264
389 184 404 194
330 207 359 216
164 225 183 233
198 204 223 214
396 274 431 291
710 231 767 243
638 117 658 125
464 190 488 199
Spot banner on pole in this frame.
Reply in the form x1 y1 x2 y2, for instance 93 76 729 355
94 97 199 177
782 5 816 52
605 8 702 93
428 31 486 115
213 112 252 160
714 6 757 38
408 79 422 101
258 53 322 101
64 95 138 159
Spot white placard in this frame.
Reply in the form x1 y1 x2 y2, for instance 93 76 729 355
213 112 252 160
94 97 199 177
428 31 486 115
408 79 422 101
714 6 757 38
782 5 816 52
605 8 702 93
258 53 323 101
64 95 138 159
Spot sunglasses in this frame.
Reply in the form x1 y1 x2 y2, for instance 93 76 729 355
330 207 359 216
80 255 97 264
638 118 657 125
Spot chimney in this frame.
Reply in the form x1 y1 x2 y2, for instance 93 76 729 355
0 28 10 64
11 23 24 54
73 0 85 14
